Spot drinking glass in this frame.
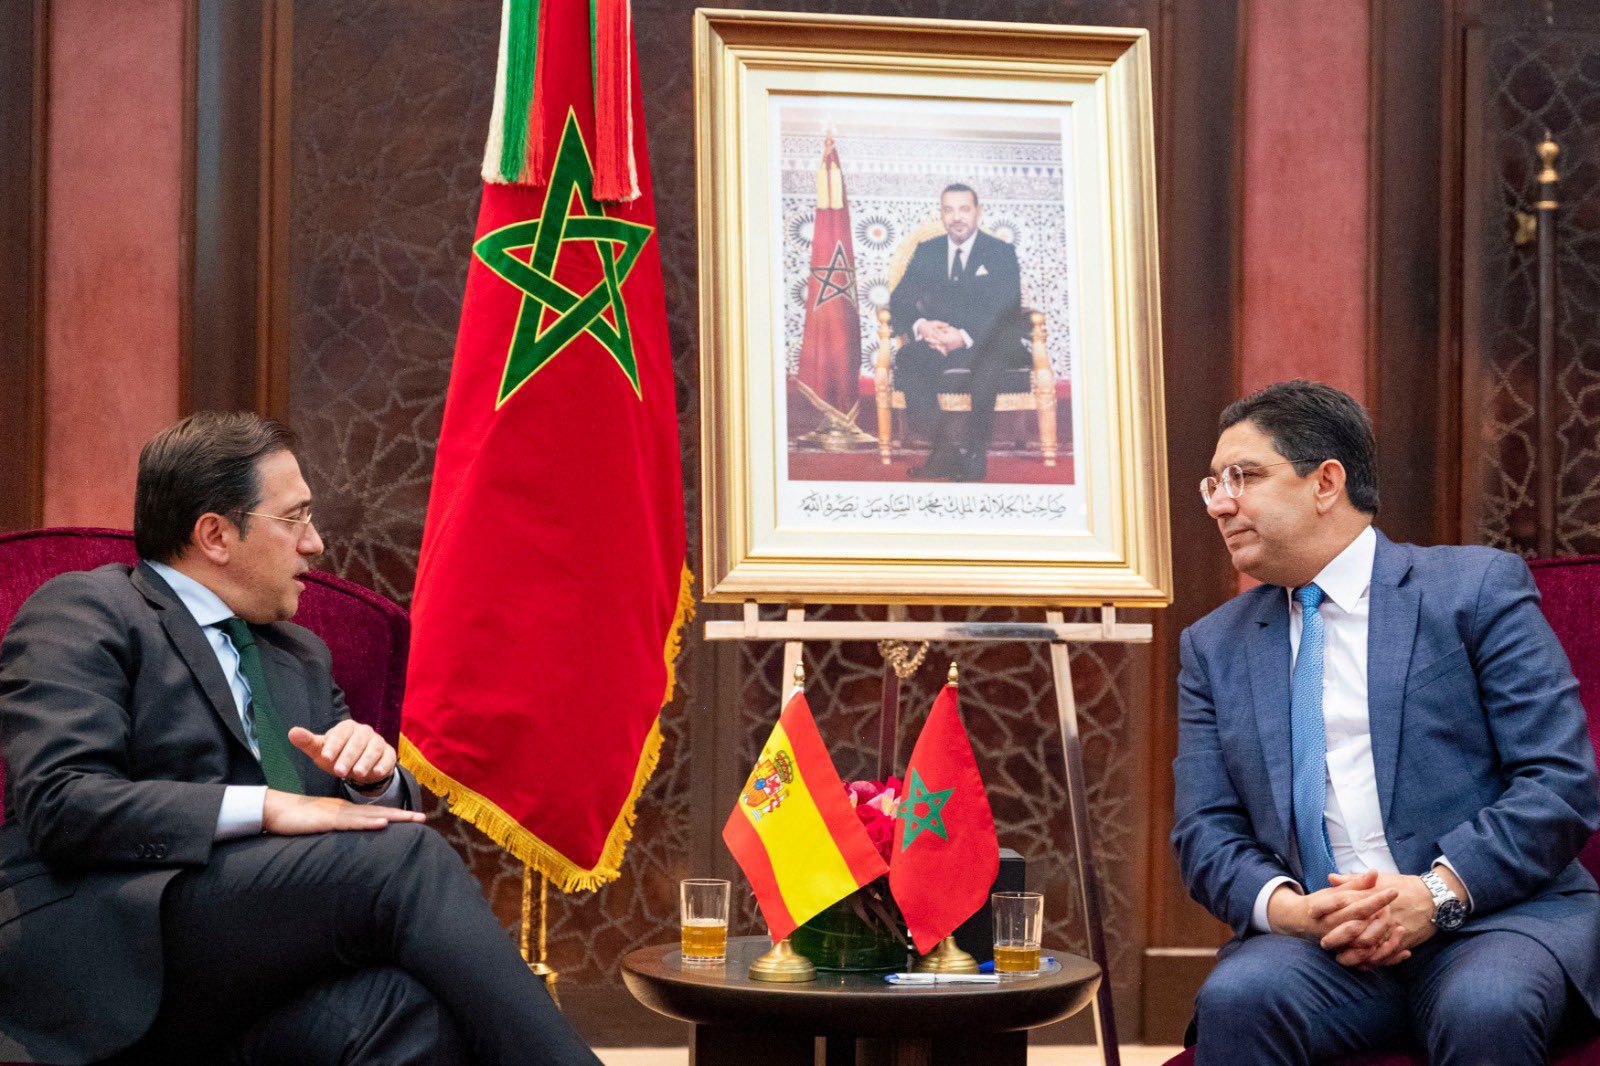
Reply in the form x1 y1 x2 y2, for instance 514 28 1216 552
680 879 730 962
991 891 1044 976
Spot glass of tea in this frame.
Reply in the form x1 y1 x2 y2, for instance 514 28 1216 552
991 891 1044 977
679 878 730 963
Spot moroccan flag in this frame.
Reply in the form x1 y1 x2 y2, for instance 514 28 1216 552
723 691 889 942
400 0 691 893
794 133 863 419
889 682 1000 953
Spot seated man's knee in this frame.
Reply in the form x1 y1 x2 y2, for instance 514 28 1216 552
1427 971 1560 1055
1197 939 1322 1029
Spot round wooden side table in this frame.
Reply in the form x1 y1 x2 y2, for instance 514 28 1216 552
622 934 1101 1066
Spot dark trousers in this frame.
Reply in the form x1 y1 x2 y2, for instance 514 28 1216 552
1194 929 1578 1066
895 321 1028 457
111 823 601 1066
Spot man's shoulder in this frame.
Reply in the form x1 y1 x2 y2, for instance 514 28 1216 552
18 563 142 615
1184 581 1278 650
1384 536 1519 593
975 230 1017 258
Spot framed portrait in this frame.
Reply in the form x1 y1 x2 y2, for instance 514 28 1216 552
695 10 1170 606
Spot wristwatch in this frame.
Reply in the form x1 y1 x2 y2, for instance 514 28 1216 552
1421 869 1468 931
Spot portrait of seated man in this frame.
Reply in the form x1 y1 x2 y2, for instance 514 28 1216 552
887 181 1025 482
1174 380 1600 1066
0 412 601 1066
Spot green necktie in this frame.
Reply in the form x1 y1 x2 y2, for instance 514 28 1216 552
219 617 304 794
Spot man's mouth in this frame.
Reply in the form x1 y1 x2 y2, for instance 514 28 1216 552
1223 528 1254 544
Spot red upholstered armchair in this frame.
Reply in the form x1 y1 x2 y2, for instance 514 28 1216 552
1166 554 1600 1065
0 527 410 827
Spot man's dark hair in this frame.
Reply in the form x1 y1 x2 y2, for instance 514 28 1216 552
134 411 297 562
1219 380 1379 515
940 182 979 206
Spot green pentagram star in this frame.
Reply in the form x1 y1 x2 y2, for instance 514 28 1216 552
472 110 655 408
895 768 954 851
810 243 857 309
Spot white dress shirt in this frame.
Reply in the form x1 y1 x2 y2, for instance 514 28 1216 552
146 561 401 840
1250 526 1471 931
911 234 979 351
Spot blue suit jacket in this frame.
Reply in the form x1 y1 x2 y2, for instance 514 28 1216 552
1172 531 1600 1010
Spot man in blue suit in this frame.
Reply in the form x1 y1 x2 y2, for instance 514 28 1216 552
1174 380 1600 1064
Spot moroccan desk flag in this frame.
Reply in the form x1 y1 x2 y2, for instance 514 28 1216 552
889 676 1000 953
400 0 691 893
794 133 863 424
723 690 889 942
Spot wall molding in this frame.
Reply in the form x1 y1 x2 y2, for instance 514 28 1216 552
0 0 48 532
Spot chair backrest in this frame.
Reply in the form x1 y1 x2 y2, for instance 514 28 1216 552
0 528 410 824
1530 555 1600 880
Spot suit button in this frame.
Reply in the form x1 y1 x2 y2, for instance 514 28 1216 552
155 845 168 859
136 845 148 858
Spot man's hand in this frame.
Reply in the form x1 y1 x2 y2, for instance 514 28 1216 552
262 790 425 835
1318 871 1441 967
928 323 967 352
1266 871 1403 953
288 721 397 789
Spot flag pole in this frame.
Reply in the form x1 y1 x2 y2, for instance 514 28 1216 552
747 658 818 983
521 864 560 1005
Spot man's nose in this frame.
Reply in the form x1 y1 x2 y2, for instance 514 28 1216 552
1206 492 1237 521
303 524 325 557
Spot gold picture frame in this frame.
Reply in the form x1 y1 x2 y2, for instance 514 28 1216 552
695 9 1170 606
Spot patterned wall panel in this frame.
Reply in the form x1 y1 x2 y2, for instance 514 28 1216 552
1472 27 1600 555
290 0 1156 1043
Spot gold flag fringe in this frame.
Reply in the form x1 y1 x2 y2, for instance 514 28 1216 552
401 564 697 894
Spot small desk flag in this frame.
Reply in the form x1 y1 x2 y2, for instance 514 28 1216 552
723 691 889 942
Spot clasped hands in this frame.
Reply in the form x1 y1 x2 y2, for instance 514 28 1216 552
917 320 968 355
261 721 425 835
1268 869 1448 969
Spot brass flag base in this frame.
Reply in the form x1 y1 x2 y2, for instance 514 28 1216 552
913 936 980 974
748 938 816 983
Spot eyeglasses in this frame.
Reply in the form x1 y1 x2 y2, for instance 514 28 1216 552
244 510 315 530
1199 460 1311 507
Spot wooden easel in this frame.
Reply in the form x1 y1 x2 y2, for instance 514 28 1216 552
706 602 1153 1066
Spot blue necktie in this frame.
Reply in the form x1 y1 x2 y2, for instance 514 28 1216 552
1291 583 1337 891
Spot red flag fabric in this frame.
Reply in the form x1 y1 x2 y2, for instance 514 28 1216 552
400 0 690 893
794 133 863 418
888 683 1000 953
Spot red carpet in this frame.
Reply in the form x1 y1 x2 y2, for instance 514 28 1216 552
787 448 1074 485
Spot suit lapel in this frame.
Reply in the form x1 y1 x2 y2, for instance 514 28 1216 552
132 563 254 755
1246 588 1295 837
1366 532 1418 826
258 638 311 729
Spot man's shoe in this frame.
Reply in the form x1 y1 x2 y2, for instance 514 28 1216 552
951 448 988 482
909 444 961 480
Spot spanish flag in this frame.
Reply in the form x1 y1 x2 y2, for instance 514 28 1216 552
723 691 889 941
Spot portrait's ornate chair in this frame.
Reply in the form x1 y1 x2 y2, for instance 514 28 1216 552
0 527 410 828
1161 551 1600 1065
871 217 1059 466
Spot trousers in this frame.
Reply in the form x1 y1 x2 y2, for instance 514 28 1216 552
110 823 601 1065
1194 929 1577 1066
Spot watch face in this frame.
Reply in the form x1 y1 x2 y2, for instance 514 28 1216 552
1435 899 1468 931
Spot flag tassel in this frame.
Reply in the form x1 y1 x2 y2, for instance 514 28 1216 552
591 0 638 201
400 564 695 893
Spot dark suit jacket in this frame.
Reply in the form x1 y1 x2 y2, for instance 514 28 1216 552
0 562 419 1065
1172 531 1600 1013
888 230 1022 352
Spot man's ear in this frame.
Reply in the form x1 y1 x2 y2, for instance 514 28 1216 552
1313 460 1348 515
191 513 232 566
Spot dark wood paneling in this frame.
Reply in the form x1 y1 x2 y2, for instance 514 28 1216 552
186 0 291 421
0 0 47 532
1139 0 1244 1041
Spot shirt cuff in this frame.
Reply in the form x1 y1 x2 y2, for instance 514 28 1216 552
957 329 973 349
913 318 929 341
215 785 268 840
344 773 402 806
1433 855 1474 911
1253 875 1300 933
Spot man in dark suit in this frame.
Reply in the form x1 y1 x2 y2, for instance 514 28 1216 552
0 412 601 1065
1174 381 1600 1064
888 182 1025 481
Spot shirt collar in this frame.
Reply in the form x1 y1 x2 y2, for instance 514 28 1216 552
1289 524 1376 614
948 233 977 258
145 560 235 628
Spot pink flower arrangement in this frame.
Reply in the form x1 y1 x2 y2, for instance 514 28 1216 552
846 777 902 864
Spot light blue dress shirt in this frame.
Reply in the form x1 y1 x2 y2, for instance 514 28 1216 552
146 561 401 839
